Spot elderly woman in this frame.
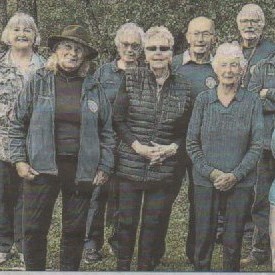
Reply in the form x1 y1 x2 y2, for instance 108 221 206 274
1 12 45 81
186 43 264 271
83 22 144 262
113 26 191 271
270 130 275 271
0 12 44 265
9 25 115 271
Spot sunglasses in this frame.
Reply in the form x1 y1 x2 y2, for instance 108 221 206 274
145 46 172 52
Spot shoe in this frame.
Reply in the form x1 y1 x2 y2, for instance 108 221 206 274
83 249 103 263
240 254 268 267
0 252 11 264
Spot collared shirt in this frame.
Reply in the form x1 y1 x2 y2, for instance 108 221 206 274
1 49 45 83
0 50 45 162
186 88 263 188
172 50 217 103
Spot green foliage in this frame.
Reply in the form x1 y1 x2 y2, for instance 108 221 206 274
6 0 275 64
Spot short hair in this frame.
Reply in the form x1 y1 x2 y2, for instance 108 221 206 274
1 12 41 46
187 16 215 34
144 26 174 48
237 4 265 27
212 42 247 70
114 23 145 48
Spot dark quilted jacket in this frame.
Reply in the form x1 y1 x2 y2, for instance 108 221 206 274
113 66 191 184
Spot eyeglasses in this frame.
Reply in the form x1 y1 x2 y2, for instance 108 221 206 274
189 31 213 38
239 19 261 25
120 42 141 51
145 46 172 52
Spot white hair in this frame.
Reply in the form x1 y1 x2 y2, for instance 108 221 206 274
144 26 174 48
237 4 265 27
212 42 247 70
1 12 41 46
114 23 145 48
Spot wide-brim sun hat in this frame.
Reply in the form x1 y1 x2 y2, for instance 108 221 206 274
48 25 98 60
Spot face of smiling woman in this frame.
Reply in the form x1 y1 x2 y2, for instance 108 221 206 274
145 35 172 71
55 40 86 72
8 24 36 50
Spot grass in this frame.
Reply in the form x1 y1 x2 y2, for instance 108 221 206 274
0 182 272 272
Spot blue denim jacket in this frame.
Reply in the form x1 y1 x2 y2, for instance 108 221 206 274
93 60 125 106
248 52 275 150
9 68 115 183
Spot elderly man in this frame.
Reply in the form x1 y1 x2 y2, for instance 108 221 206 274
83 22 144 263
172 16 217 264
9 25 115 271
241 46 275 267
237 4 275 89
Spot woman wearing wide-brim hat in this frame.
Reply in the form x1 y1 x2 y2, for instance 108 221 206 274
9 25 115 271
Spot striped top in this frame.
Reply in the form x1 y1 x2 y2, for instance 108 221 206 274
186 88 264 188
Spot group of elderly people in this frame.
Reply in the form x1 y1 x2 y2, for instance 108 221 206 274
0 2 275 272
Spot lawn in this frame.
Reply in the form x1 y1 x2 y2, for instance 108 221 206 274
0 182 272 272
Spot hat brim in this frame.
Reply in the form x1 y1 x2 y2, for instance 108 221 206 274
48 36 98 60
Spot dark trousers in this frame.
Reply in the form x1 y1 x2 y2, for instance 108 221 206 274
153 177 182 265
116 178 170 271
185 163 195 263
194 185 253 271
84 183 109 251
23 157 93 271
0 160 23 253
251 149 275 261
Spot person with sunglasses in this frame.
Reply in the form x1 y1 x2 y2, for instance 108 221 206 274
113 26 191 271
83 22 144 263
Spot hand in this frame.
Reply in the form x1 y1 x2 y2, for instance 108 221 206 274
15 162 39 180
149 142 179 165
92 170 109 185
214 173 237 191
259 89 268 99
131 140 161 160
210 169 224 182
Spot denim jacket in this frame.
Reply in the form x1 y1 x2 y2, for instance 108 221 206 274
9 68 115 183
248 52 275 150
93 60 125 106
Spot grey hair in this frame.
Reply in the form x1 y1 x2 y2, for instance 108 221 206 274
237 4 265 27
144 26 174 48
212 42 247 70
45 41 91 77
1 12 41 46
114 23 145 47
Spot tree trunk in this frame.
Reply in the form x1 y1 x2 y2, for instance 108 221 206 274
0 0 7 34
17 0 38 22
